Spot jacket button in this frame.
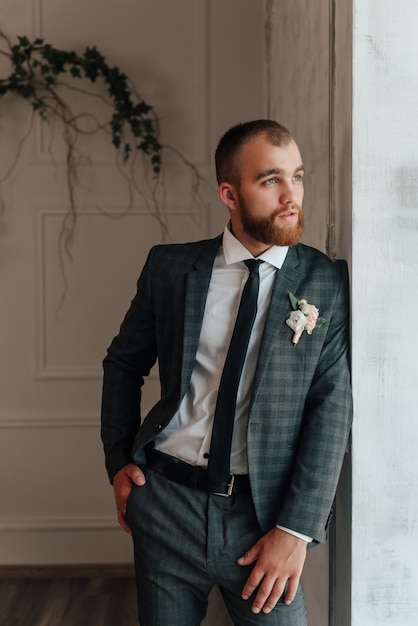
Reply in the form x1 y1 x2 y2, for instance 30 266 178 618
155 424 162 431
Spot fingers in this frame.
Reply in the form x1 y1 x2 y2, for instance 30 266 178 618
239 556 263 600
113 463 146 534
117 508 132 535
242 570 298 614
251 577 286 615
284 576 299 605
240 561 287 614
125 464 146 486
237 528 307 614
237 542 260 568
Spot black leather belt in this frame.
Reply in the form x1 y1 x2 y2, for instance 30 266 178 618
144 447 251 497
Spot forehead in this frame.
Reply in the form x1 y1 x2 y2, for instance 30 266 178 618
235 136 303 179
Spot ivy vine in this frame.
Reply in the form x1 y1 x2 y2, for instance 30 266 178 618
0 31 203 312
0 33 162 169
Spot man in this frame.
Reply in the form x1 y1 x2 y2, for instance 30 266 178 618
101 120 352 626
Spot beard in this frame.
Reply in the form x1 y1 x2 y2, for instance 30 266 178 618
238 194 305 247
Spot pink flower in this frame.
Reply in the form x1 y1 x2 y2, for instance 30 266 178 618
304 305 319 334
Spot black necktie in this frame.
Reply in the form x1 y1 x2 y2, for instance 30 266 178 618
206 259 261 485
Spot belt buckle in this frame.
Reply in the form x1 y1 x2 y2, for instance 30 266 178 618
213 474 235 497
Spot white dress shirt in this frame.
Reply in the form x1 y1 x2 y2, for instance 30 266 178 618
154 224 311 543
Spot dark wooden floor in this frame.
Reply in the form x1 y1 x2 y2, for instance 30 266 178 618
0 567 139 626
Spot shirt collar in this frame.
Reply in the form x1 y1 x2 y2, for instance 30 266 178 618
222 222 288 270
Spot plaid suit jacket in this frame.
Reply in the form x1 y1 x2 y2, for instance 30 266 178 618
101 234 352 543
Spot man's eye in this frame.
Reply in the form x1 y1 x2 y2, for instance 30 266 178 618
293 174 304 182
264 178 277 185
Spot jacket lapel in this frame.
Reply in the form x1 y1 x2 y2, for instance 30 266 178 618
180 235 222 396
251 246 303 398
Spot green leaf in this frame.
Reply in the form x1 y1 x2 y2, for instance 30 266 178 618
70 66 82 78
17 36 30 47
315 317 327 329
288 292 300 311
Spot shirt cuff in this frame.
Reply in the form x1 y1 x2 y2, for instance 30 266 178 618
276 525 313 543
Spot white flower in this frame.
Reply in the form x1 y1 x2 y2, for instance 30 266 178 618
286 310 307 334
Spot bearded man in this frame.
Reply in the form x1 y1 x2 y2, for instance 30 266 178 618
101 119 353 626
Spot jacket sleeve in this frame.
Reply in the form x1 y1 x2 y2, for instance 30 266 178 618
100 248 157 482
275 260 353 542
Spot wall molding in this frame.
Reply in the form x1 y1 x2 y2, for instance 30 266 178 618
0 412 99 429
34 206 173 382
0 563 134 578
0 515 117 532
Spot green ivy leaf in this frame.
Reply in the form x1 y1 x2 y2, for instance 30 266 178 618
17 35 30 47
70 66 81 78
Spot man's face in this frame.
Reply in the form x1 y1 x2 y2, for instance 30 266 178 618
226 135 305 253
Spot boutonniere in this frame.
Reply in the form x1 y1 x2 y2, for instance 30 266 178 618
286 292 327 345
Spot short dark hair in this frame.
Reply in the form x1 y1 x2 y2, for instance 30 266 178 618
215 119 292 186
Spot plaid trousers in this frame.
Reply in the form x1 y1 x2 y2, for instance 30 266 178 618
126 467 308 626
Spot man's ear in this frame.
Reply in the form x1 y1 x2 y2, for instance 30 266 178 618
219 182 237 209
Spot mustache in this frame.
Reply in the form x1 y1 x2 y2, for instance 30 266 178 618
273 204 302 218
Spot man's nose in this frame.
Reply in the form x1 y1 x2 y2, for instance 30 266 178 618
279 181 296 205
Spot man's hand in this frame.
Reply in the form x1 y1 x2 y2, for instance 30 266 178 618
237 527 308 614
113 463 146 534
